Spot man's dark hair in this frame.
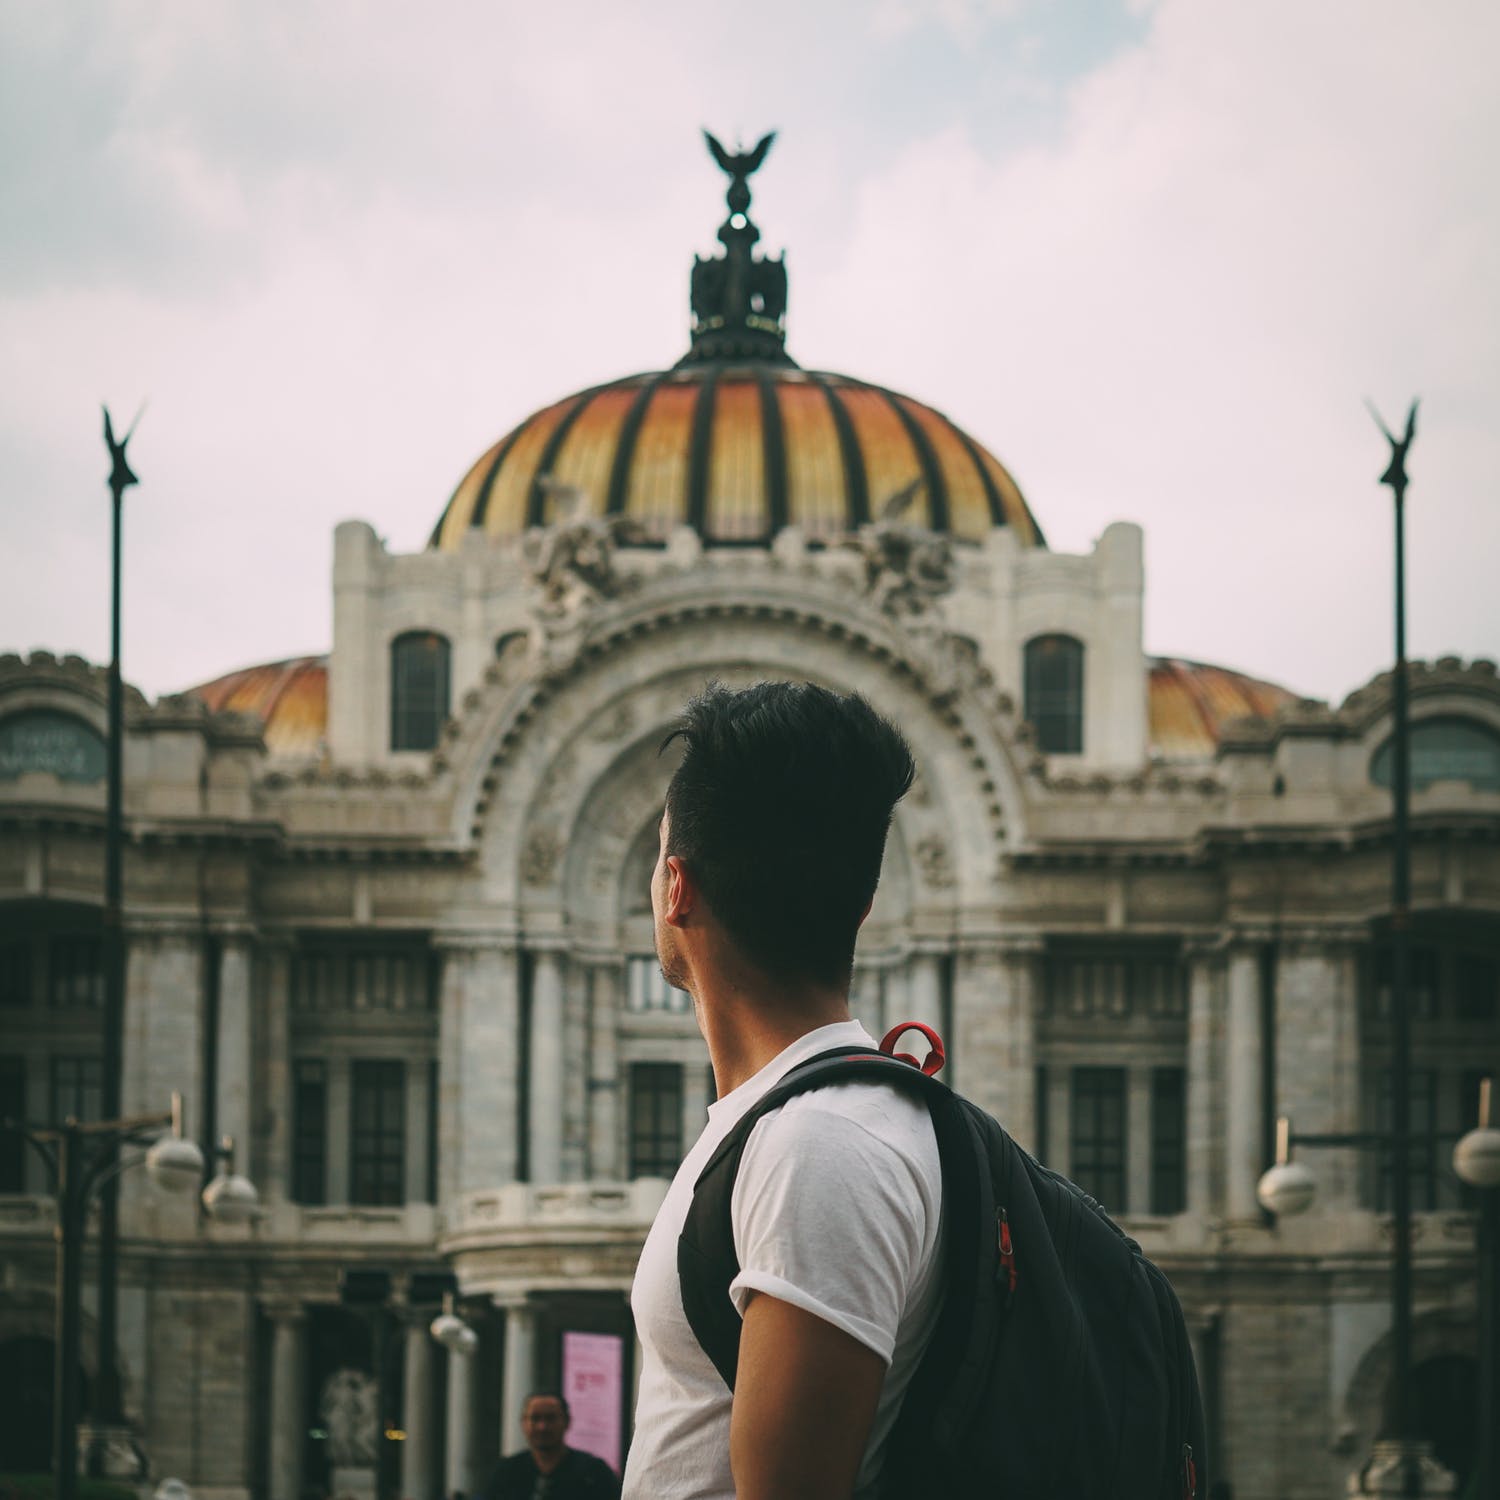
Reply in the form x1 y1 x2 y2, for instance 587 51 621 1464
662 681 915 987
522 1390 570 1420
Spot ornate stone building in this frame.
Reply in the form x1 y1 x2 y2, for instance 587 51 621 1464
2 142 1497 1500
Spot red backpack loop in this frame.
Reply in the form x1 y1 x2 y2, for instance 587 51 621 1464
878 1021 946 1077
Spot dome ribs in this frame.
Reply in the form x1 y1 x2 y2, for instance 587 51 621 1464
686 367 722 536
872 383 949 532
755 369 790 537
941 409 1009 533
807 373 869 529
467 422 529 533
525 381 611 526
605 374 668 516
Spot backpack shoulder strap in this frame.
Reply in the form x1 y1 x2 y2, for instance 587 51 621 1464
677 1047 951 1389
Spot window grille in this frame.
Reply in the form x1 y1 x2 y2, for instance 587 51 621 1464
351 1060 406 1206
48 935 103 1008
1024 634 1085 755
1150 1067 1187 1215
50 1054 102 1125
629 1062 684 1179
292 1059 328 1205
1070 1066 1127 1212
0 1055 25 1191
390 632 451 752
626 956 692 1015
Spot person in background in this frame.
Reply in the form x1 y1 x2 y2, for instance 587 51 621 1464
480 1393 619 1500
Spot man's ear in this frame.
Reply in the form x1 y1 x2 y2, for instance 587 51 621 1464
664 854 696 926
856 892 875 928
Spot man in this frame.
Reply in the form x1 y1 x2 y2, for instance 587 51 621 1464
481 1393 620 1500
622 682 943 1500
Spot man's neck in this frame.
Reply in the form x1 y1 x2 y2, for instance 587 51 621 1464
531 1446 566 1475
697 975 852 1097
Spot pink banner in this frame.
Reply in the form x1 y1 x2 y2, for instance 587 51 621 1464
561 1330 624 1474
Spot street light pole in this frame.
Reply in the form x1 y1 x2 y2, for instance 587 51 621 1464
95 406 141 1467
1370 397 1420 1497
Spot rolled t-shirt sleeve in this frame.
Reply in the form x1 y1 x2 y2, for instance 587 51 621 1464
727 1102 930 1366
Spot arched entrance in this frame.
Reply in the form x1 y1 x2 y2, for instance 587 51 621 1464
0 1335 94 1474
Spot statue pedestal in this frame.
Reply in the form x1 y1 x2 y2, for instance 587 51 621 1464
1348 1440 1456 1497
331 1466 378 1500
77 1422 146 1480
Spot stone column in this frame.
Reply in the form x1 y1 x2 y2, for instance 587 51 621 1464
216 936 253 1173
327 1055 352 1204
1184 946 1218 1219
405 1057 431 1206
261 943 294 1203
1224 945 1263 1220
953 942 1036 1149
1127 1065 1153 1217
1278 940 1362 1209
459 945 521 1192
499 1299 535 1458
121 927 204 1237
905 952 946 1039
586 962 622 1181
529 951 565 1183
444 1332 480 1499
267 1301 307 1500
402 1314 438 1500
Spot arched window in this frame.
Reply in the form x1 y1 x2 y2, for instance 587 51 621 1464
1024 634 1085 755
389 632 451 751
1370 716 1500 793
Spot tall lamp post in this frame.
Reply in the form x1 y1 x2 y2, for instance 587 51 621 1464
1256 399 1441 1498
5 1096 260 1500
94 405 142 1472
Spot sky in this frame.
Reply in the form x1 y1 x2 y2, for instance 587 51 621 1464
2 0 1496 704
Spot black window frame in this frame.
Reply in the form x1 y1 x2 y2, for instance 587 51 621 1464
629 1062 684 1180
1024 633 1085 756
0 1054 26 1192
1070 1066 1127 1213
1150 1066 1187 1216
389 631 452 752
50 1054 103 1125
292 1058 329 1206
350 1059 407 1207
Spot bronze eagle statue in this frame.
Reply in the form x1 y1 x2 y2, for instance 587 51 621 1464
703 130 776 185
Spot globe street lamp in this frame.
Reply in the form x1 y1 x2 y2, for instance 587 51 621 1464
1452 1078 1500 1500
7 1092 259 1500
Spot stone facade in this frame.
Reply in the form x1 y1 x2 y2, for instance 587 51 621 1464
3 453 1499 1496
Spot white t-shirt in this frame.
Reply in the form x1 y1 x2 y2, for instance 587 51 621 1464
622 1020 944 1500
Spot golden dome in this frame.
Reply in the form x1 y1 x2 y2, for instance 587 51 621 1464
428 365 1044 551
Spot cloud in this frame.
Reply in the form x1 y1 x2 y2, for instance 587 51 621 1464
804 0 1500 697
0 0 1494 704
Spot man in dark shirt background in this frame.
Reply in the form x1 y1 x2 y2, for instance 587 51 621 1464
481 1392 620 1500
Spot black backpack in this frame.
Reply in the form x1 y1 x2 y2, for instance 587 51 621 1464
677 1041 1206 1500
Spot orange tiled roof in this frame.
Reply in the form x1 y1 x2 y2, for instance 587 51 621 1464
190 656 327 758
1149 657 1296 760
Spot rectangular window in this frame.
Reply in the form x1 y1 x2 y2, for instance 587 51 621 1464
1375 1068 1439 1212
292 1059 328 1206
1070 1067 1127 1212
292 944 436 1014
1456 954 1499 1022
351 1060 406 1206
0 1055 25 1192
50 1054 103 1124
0 937 31 1007
48 936 103 1008
629 1063 683 1179
1042 948 1185 1023
1150 1068 1187 1216
626 956 692 1016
